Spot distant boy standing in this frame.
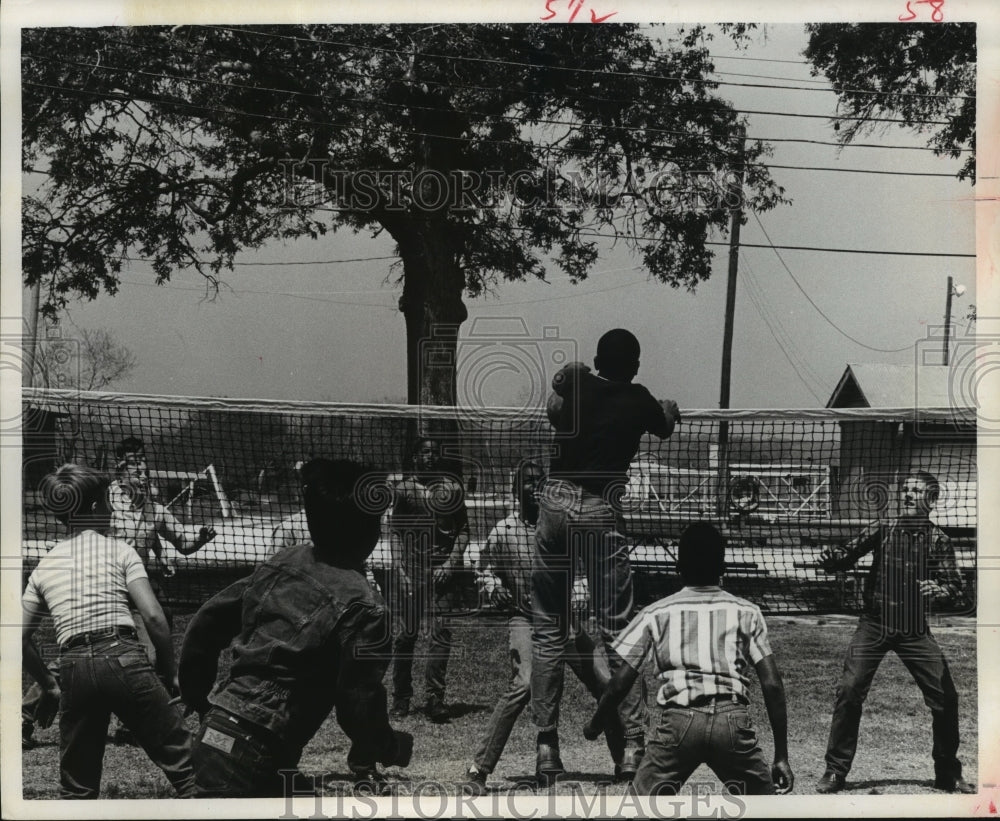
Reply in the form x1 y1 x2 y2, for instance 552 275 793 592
584 522 793 796
389 437 471 723
531 328 681 783
21 464 195 799
815 471 973 794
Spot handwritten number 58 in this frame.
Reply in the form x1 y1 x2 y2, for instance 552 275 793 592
899 0 945 22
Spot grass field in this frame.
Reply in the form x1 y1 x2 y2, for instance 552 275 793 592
20 613 977 799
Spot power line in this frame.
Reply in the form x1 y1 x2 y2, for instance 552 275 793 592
26 77 971 158
740 258 826 403
124 254 398 267
553 226 974 258
32 52 958 137
118 277 399 310
24 78 970 163
749 209 915 352
205 26 974 102
755 163 957 178
709 52 810 66
92 27 975 106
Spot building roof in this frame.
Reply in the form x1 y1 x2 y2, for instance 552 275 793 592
826 363 969 409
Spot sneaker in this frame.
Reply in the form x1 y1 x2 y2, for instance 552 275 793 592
934 776 976 794
618 744 645 783
463 767 488 797
426 696 450 724
390 698 410 719
536 742 565 788
816 770 846 794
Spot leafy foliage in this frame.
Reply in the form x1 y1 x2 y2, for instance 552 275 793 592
23 24 787 401
804 23 975 181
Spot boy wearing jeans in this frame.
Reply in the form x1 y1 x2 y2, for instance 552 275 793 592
464 462 625 793
584 522 794 796
531 328 680 782
21 464 195 799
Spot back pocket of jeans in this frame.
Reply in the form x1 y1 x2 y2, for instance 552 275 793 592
653 711 693 747
728 712 758 752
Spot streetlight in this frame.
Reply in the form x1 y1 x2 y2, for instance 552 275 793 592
944 276 966 365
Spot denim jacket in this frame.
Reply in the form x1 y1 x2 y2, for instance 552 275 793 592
179 543 396 767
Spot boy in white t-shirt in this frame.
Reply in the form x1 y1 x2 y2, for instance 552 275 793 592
21 464 195 799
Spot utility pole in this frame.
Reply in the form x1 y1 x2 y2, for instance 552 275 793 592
24 281 41 388
944 275 953 366
717 129 747 515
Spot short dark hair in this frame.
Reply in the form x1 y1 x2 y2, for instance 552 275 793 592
902 470 940 506
115 436 145 461
678 522 726 585
301 458 389 519
511 460 544 498
39 464 110 524
597 329 640 364
404 436 438 468
595 329 641 379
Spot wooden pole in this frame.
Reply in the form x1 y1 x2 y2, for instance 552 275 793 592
717 129 747 515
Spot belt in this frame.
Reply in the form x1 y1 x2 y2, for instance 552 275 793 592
61 625 138 652
674 693 749 709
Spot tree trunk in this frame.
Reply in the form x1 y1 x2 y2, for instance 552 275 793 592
396 223 468 408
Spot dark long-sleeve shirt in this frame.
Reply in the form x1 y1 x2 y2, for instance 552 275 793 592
822 517 967 631
179 543 397 767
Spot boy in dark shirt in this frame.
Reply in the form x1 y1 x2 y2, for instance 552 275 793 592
815 470 973 794
531 328 681 784
179 459 413 796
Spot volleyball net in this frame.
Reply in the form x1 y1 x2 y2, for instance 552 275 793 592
19 388 977 616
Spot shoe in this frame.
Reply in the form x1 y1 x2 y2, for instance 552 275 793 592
816 770 846 794
618 744 645 782
22 728 38 751
463 767 488 797
536 742 565 788
934 776 976 794
426 697 450 724
390 698 410 719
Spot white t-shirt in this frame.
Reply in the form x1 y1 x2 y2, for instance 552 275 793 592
23 530 148 646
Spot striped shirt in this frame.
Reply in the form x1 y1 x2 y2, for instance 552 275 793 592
613 586 772 707
22 531 148 646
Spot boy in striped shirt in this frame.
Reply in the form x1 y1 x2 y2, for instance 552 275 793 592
584 522 794 795
21 464 196 799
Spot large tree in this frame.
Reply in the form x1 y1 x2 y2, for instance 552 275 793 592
804 23 975 182
23 24 785 405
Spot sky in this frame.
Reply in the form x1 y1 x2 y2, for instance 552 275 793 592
16 22 980 411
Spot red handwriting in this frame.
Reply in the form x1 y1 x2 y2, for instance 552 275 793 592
898 0 945 22
541 0 617 22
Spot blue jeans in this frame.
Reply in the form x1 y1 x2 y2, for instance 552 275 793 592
824 616 962 781
530 481 646 739
58 634 195 798
634 701 774 795
192 706 304 798
474 616 625 773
